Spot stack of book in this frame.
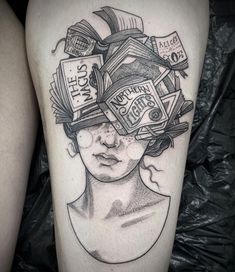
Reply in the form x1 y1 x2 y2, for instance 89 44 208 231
50 6 193 139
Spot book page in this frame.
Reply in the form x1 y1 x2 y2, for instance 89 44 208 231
105 6 144 32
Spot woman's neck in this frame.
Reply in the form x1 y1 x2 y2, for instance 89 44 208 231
85 167 141 218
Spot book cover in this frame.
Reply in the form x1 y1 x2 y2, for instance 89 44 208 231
151 31 188 71
50 54 103 123
99 78 168 134
64 19 102 57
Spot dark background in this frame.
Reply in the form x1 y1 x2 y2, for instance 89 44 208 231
5 0 235 271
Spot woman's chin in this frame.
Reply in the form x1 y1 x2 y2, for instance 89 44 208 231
85 160 139 182
88 168 128 183
90 170 122 182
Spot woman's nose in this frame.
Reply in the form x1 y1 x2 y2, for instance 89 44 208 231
99 123 121 148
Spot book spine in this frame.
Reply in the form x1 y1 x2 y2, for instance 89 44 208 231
103 6 119 33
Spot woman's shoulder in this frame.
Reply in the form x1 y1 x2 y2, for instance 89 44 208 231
67 192 91 218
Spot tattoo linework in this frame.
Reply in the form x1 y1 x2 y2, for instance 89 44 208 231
49 6 193 264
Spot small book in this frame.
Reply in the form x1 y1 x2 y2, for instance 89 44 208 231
150 31 188 71
64 19 102 57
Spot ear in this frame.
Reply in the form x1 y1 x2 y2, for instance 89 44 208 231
66 142 77 158
149 139 156 147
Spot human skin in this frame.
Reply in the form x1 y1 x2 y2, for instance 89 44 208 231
26 0 209 271
0 1 38 271
68 123 170 264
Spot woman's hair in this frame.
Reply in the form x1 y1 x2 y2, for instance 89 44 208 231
63 122 172 158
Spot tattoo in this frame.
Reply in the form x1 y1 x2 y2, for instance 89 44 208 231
49 6 193 264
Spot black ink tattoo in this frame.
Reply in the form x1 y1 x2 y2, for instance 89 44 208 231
50 6 193 264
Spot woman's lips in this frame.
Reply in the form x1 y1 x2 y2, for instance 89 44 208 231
93 153 121 166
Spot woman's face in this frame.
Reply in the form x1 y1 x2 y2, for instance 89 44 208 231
77 123 149 182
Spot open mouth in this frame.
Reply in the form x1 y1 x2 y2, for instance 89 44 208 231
93 153 122 166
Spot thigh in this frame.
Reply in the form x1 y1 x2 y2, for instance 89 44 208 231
26 1 209 271
0 1 38 271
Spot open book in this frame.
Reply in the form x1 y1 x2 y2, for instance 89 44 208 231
100 37 171 84
50 54 104 123
150 31 188 71
98 76 169 134
94 65 189 137
50 6 192 140
93 6 144 34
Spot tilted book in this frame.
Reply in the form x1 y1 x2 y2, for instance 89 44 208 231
50 54 103 123
64 19 103 57
150 31 188 71
100 37 171 85
93 6 144 34
98 76 169 135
